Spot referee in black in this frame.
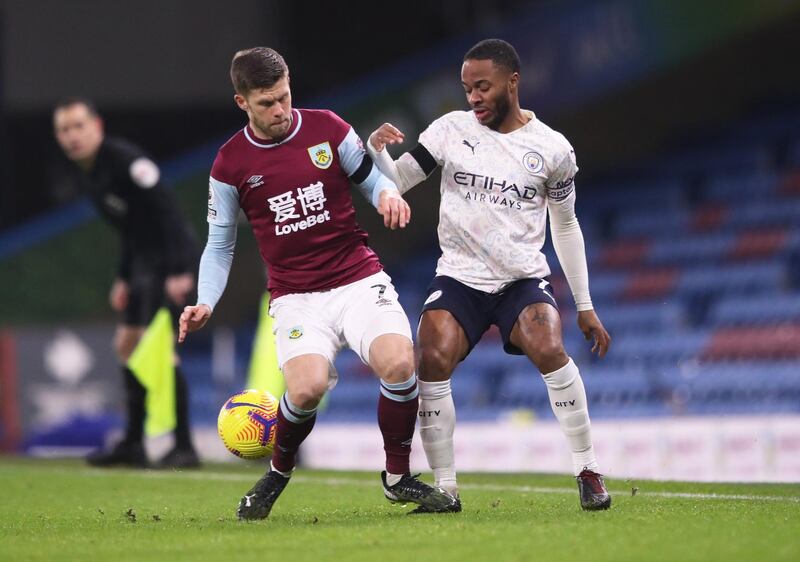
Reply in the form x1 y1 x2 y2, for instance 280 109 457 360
53 98 200 468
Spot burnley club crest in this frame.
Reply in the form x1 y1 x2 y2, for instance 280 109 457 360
307 142 333 169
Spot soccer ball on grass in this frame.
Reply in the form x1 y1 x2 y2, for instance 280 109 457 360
217 389 279 459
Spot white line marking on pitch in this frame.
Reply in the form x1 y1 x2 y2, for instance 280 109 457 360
80 468 800 503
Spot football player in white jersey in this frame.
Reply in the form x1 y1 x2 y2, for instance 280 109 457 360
367 39 612 512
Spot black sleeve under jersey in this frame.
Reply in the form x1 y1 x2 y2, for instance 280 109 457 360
409 143 439 177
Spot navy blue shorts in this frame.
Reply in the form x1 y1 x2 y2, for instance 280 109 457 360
420 275 558 356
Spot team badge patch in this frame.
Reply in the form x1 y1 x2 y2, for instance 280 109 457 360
307 142 333 169
288 326 304 339
523 151 544 174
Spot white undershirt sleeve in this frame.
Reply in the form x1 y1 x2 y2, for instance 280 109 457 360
548 190 593 311
338 127 399 207
197 223 237 312
367 142 428 195
199 177 241 311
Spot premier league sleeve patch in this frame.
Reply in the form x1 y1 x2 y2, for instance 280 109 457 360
307 142 333 169
129 157 161 188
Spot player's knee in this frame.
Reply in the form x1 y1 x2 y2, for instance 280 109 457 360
289 383 327 411
368 333 414 381
529 341 568 374
377 354 415 384
418 344 458 382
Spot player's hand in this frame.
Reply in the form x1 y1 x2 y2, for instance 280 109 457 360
577 309 611 358
369 123 405 152
165 273 195 306
109 278 129 312
178 304 212 343
378 189 411 230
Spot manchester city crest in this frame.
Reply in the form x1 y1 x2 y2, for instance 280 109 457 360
307 142 333 169
523 151 544 174
288 326 304 339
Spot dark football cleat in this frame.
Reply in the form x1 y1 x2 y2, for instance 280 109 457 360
154 447 201 469
381 471 460 513
86 440 148 468
237 471 290 520
576 468 612 510
409 495 462 514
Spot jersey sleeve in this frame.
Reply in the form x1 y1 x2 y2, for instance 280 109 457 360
338 126 398 207
208 152 242 226
323 109 354 146
417 115 449 168
207 177 241 226
545 145 578 203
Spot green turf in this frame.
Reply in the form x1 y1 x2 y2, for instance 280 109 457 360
0 458 797 562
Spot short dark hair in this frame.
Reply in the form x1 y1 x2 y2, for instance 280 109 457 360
230 47 289 94
464 39 521 74
53 96 99 116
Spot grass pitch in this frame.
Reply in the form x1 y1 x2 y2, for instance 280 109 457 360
0 458 797 562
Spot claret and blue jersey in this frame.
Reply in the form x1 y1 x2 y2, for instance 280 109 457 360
206 108 396 298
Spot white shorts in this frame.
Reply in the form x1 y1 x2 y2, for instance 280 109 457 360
269 271 412 376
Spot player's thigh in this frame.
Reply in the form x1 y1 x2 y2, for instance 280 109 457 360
340 272 413 367
281 353 331 409
270 296 340 391
417 276 488 381
416 309 470 382
509 303 568 373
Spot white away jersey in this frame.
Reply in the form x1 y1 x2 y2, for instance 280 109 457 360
418 110 577 293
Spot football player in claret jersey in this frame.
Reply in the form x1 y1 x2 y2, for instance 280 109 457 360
178 47 458 519
367 39 612 511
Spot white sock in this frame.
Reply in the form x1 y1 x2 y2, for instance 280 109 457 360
418 379 458 495
385 472 403 486
269 461 293 478
541 358 599 476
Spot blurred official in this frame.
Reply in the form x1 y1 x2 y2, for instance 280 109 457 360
53 98 200 468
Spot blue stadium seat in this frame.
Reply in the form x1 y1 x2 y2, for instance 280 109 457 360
584 272 627 301
646 232 735 266
609 330 709 366
598 302 685 334
708 293 800 325
657 142 772 175
726 199 800 229
614 210 689 238
676 262 785 296
704 171 779 201
580 179 685 212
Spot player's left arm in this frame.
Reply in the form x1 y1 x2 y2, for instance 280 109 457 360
337 127 410 230
546 149 611 357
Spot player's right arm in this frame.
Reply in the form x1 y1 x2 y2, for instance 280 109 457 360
179 175 240 343
366 120 444 195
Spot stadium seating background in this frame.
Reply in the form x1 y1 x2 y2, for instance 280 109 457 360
176 105 800 425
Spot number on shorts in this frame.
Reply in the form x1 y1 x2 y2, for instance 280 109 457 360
371 284 387 299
